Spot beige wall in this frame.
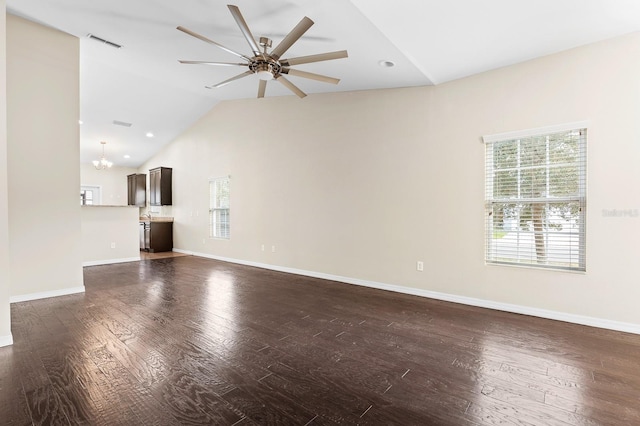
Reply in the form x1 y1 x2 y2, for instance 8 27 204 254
80 163 137 206
0 0 12 345
7 15 83 299
143 32 640 330
81 206 140 265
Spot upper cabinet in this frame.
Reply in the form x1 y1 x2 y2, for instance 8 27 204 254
149 167 172 206
127 173 146 207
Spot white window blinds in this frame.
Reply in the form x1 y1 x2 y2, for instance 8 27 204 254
209 176 230 239
484 124 587 271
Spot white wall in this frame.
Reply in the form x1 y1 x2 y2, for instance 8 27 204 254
143 31 640 332
0 0 12 346
7 15 84 300
80 163 137 206
81 206 140 265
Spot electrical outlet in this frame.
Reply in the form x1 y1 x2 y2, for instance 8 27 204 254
110 242 116 249
271 245 276 253
261 244 265 251
416 261 424 271
203 238 206 244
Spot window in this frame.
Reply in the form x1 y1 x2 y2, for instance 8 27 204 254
484 123 587 271
80 186 100 205
209 176 230 239
80 189 93 205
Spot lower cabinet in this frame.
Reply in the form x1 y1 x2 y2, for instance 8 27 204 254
141 221 173 253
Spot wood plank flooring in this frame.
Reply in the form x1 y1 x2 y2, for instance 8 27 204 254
2 256 640 425
139 250 190 261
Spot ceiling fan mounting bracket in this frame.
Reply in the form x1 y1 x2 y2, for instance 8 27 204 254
259 37 272 52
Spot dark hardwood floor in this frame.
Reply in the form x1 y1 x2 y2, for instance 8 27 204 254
139 250 190 261
1 256 639 425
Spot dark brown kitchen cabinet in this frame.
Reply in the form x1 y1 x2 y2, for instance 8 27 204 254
127 173 146 206
141 221 173 253
149 167 172 206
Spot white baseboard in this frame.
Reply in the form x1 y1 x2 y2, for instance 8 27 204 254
83 257 140 267
173 248 194 255
0 334 13 347
179 249 640 336
10 286 85 304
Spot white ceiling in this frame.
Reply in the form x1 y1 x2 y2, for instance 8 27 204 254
7 0 640 168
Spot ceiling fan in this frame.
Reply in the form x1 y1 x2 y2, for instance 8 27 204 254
177 4 348 98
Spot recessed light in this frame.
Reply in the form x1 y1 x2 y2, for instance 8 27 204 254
146 132 154 138
378 60 395 68
123 154 130 159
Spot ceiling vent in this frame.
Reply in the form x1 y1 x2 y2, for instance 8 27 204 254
87 34 122 49
113 120 133 127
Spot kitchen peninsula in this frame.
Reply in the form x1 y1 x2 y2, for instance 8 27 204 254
81 205 140 266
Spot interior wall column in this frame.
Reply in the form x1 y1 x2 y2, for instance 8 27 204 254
0 0 14 347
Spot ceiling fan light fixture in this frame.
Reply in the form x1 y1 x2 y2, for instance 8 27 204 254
255 62 275 80
257 70 274 81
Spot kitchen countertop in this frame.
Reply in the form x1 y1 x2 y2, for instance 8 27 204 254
82 205 138 208
139 217 174 222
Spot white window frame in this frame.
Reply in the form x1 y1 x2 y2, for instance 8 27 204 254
80 185 101 205
483 122 587 272
209 176 230 239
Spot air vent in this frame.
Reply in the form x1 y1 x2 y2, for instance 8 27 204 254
87 34 122 49
113 120 133 127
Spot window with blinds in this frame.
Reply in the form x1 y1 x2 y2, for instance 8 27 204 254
209 176 230 239
484 123 587 271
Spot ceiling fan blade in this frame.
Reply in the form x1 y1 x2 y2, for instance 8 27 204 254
270 17 314 60
276 75 306 98
282 68 340 85
177 26 251 61
227 5 261 57
258 80 267 98
280 50 348 67
206 70 254 89
179 60 247 67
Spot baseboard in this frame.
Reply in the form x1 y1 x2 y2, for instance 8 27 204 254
83 257 141 267
181 249 640 336
0 334 13 347
172 248 194 255
10 286 85 304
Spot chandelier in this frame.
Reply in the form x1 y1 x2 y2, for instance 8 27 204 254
93 141 113 170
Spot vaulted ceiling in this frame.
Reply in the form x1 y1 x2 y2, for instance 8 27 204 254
7 0 640 167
